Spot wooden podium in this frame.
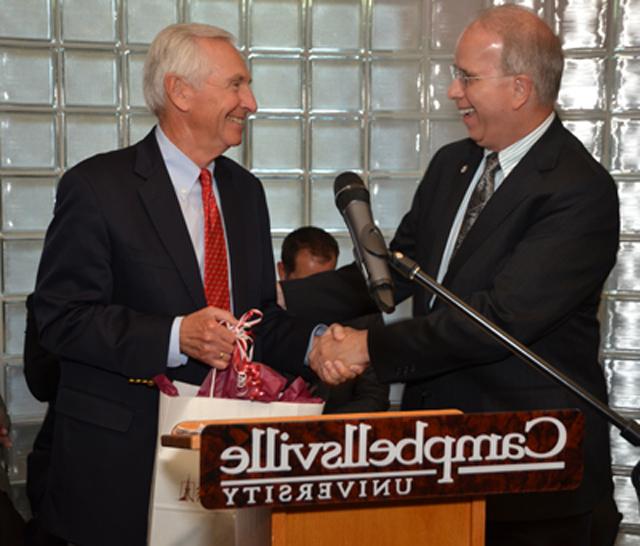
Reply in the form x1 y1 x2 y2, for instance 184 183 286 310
162 409 583 546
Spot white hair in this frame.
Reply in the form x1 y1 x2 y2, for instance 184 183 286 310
143 23 236 116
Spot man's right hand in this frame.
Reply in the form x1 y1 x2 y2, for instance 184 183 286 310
180 307 238 369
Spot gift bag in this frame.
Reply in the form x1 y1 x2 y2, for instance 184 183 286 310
147 311 324 546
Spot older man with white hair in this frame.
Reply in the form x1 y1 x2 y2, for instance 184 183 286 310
33 23 313 545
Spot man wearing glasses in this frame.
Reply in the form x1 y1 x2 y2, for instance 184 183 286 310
309 5 620 545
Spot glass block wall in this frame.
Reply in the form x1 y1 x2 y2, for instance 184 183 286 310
0 0 638 541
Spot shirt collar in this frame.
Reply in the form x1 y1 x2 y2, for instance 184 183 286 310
489 111 556 179
155 125 215 191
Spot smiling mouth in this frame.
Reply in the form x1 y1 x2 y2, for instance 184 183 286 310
228 116 245 126
459 108 475 118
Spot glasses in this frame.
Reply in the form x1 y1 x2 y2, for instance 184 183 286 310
449 65 512 88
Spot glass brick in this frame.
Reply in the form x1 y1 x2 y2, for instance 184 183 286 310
427 60 457 115
613 530 640 546
612 56 640 113
5 363 46 419
369 177 419 233
618 181 640 235
4 301 27 356
189 0 240 41
262 177 303 231
611 118 640 174
370 120 421 172
613 475 639 526
335 236 355 268
126 0 178 44
371 60 422 112
250 0 301 50
127 53 147 108
494 0 544 16
65 114 119 168
3 240 42 295
553 0 607 49
430 0 480 51
311 0 362 50
562 119 604 164
0 0 51 40
64 51 117 106
606 242 640 293
310 177 347 231
128 114 155 145
609 419 640 468
251 119 302 171
0 114 56 169
8 482 31 521
61 0 116 42
602 299 640 352
369 177 419 230
372 0 421 51
6 421 40 481
604 358 640 409
311 60 361 112
557 58 605 111
427 120 468 163
223 142 244 166
616 0 640 48
0 48 53 105
311 119 362 172
251 58 302 112
2 177 56 232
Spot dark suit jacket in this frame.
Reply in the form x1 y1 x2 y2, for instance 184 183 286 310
33 129 313 546
279 281 389 414
284 117 619 522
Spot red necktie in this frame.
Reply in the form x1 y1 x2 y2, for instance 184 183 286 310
199 168 230 310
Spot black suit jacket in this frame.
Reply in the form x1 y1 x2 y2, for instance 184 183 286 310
284 117 619 522
33 130 312 546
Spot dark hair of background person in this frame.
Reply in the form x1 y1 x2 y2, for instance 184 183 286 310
280 226 339 277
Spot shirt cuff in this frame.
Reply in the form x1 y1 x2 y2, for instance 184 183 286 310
304 323 328 367
167 316 188 368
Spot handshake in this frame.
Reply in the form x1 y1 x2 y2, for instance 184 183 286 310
308 324 370 386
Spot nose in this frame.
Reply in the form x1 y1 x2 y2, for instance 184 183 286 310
241 85 257 113
447 78 464 101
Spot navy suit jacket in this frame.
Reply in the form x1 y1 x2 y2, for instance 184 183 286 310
33 130 312 546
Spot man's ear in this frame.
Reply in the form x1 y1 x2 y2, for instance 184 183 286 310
164 74 193 112
276 261 287 281
512 74 533 109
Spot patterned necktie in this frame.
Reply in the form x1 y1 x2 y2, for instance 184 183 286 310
453 152 501 253
199 168 230 310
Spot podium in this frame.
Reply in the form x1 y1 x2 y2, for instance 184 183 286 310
161 409 583 546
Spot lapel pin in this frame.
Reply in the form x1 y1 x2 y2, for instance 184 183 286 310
460 165 468 174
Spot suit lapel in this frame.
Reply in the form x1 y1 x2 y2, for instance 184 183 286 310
445 116 565 280
134 130 206 308
425 144 483 277
215 157 249 315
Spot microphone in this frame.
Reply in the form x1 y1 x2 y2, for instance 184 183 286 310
334 172 395 313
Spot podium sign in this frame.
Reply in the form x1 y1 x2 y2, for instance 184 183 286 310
195 409 583 510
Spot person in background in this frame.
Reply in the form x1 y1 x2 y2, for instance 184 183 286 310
1 393 26 545
32 23 314 546
277 226 389 414
308 5 621 545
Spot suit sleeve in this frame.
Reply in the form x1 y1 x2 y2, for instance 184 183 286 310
249 180 316 380
34 169 172 380
369 150 620 384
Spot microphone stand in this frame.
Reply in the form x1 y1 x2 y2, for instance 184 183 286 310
367 234 640 506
